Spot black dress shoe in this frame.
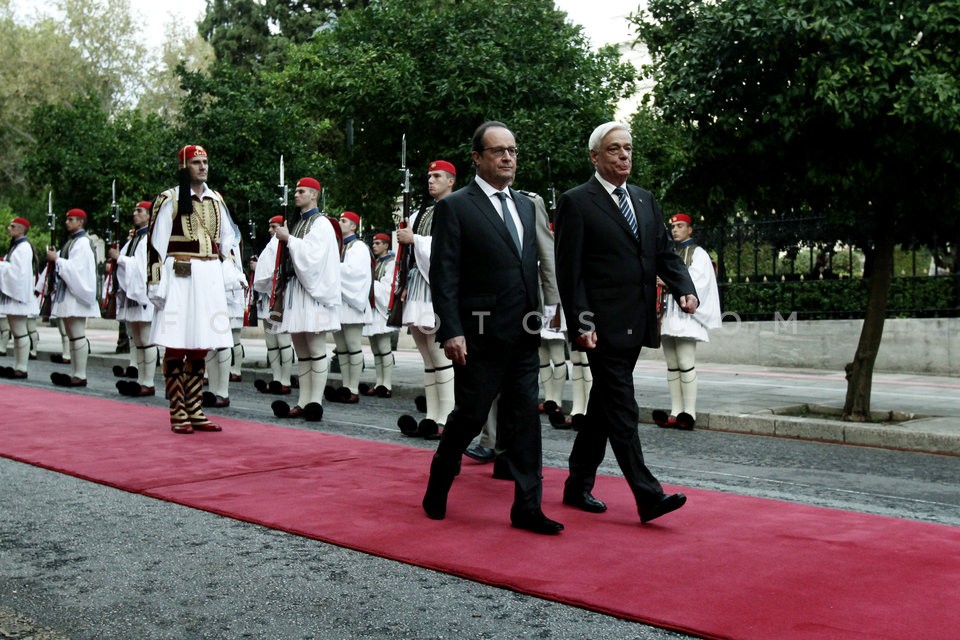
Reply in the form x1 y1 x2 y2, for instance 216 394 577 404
511 509 564 535
640 493 687 523
464 445 495 462
563 491 607 513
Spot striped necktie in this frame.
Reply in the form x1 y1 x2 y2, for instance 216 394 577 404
613 186 639 238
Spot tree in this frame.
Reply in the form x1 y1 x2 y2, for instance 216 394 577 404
199 0 369 70
138 15 215 121
278 0 636 227
0 1 98 195
632 0 960 420
23 93 179 235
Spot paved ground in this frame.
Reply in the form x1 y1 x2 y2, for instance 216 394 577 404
2 320 958 639
15 320 960 455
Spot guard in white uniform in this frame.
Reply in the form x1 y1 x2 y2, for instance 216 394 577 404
110 201 157 396
148 144 236 434
0 217 39 379
328 210 372 403
653 213 722 430
252 215 294 394
46 208 101 387
360 232 398 398
202 239 247 408
269 177 342 421
395 160 457 438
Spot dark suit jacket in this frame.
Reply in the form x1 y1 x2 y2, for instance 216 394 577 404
554 176 696 350
430 179 541 350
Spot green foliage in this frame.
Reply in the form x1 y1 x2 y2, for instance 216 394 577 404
632 0 960 247
178 62 334 224
721 275 959 320
199 0 370 70
280 0 637 227
22 93 179 236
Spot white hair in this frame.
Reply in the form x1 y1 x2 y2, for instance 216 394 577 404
588 122 631 152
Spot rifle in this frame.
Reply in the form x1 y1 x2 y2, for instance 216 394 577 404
386 134 411 328
101 179 121 319
268 155 289 324
546 156 558 216
39 191 57 321
243 200 258 326
652 281 668 349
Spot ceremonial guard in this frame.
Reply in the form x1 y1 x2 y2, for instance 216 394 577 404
203 239 247 408
328 210 372 403
652 213 722 430
110 201 157 396
268 177 342 421
395 160 457 438
46 209 100 387
360 232 398 398
252 215 294 394
147 144 236 434
0 217 39 379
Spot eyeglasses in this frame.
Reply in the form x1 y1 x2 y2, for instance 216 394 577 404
482 146 519 158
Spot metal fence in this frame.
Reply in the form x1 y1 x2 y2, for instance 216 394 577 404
691 217 959 320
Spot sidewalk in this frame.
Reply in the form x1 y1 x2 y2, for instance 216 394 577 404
23 319 960 456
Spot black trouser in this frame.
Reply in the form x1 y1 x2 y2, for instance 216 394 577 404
566 343 664 508
432 342 543 512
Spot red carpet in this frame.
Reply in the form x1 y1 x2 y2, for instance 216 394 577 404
2 384 958 640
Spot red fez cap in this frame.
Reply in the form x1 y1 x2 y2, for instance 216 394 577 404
178 145 208 169
269 215 284 225
428 160 456 176
136 201 153 211
11 217 30 229
297 177 321 191
66 208 87 219
373 233 391 243
669 213 692 225
341 211 360 226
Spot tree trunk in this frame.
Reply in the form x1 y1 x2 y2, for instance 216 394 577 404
843 224 896 421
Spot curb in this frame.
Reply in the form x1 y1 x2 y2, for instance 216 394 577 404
51 349 960 458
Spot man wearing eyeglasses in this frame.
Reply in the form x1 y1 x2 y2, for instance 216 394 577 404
423 120 563 535
554 121 699 524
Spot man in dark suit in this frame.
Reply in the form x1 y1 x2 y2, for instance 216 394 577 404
554 121 699 524
423 120 563 535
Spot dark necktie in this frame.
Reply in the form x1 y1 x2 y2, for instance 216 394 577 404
496 192 521 253
613 186 639 238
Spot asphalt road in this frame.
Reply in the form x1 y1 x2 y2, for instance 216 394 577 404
2 357 958 639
